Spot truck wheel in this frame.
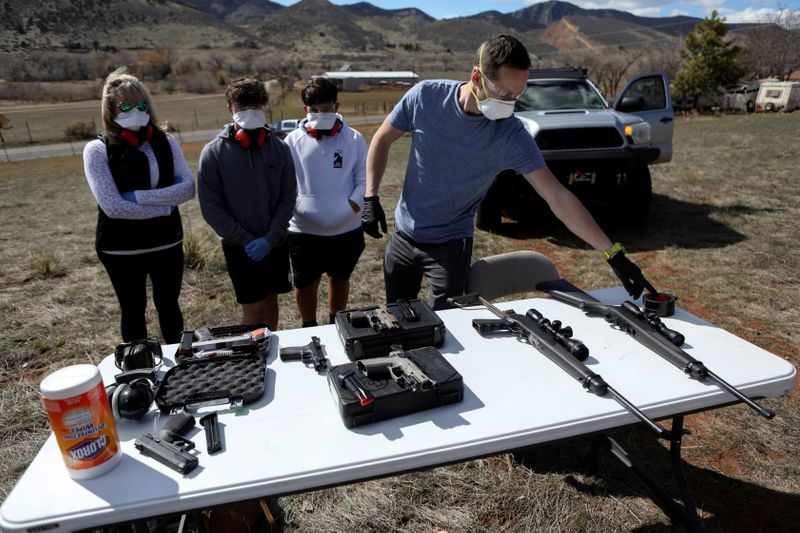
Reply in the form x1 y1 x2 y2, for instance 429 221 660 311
765 102 775 112
476 173 506 232
746 100 755 113
612 166 651 225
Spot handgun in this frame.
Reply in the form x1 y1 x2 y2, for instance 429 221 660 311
356 345 437 392
134 411 198 474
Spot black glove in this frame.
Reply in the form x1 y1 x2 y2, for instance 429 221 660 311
361 196 387 239
607 251 657 299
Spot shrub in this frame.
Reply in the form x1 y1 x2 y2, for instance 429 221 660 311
183 230 206 270
63 120 97 141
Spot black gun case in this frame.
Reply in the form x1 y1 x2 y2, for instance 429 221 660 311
155 324 270 413
334 299 446 360
326 346 463 428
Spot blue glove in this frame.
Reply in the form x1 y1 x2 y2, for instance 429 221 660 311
121 191 137 203
245 237 271 261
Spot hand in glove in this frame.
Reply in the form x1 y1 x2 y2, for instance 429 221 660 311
361 196 387 238
121 191 137 203
605 243 657 299
245 237 271 262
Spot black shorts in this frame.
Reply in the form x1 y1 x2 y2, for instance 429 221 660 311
222 241 292 304
288 228 365 288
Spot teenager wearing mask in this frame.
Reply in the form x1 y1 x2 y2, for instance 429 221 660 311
83 67 195 344
284 77 367 327
362 34 656 310
198 78 297 329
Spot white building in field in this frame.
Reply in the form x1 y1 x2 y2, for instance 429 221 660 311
321 71 419 92
755 81 800 112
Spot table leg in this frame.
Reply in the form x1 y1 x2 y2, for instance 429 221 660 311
605 416 702 532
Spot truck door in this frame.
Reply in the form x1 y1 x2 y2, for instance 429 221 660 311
614 73 674 163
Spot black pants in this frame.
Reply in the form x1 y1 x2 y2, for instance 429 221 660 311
98 244 185 344
383 231 473 311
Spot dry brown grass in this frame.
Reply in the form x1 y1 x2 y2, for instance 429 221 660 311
0 113 798 530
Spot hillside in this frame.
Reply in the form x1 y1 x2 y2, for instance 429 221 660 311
0 0 261 51
0 0 742 77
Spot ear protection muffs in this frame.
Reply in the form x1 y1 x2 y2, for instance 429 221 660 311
114 337 162 371
305 119 342 139
118 124 154 148
235 127 267 149
105 369 157 421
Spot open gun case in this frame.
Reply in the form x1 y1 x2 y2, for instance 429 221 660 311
155 324 270 413
326 346 463 428
334 299 446 360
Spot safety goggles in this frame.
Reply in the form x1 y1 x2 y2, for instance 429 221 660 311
117 100 149 113
480 71 522 101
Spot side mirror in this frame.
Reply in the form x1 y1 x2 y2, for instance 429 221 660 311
617 95 645 113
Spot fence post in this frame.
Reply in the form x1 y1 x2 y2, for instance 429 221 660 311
26 121 33 143
193 110 199 131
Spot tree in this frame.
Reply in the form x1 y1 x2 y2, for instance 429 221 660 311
0 114 10 162
740 8 800 79
673 11 747 108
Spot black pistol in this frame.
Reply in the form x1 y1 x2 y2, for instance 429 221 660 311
134 411 198 474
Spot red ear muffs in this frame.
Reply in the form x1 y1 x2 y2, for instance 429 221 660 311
235 128 267 149
119 125 153 148
305 119 342 139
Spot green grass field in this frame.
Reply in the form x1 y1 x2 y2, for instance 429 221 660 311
0 113 798 530
0 88 406 147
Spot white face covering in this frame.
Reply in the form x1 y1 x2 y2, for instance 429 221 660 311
232 109 266 130
306 112 338 131
475 96 516 121
114 109 150 130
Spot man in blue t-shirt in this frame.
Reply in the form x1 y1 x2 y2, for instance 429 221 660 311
362 34 654 310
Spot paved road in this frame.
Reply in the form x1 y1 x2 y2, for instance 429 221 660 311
1 115 387 162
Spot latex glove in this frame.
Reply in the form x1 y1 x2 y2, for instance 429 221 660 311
245 237 271 262
361 196 387 238
121 191 137 203
607 252 657 299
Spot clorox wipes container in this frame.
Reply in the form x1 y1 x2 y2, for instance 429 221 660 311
40 364 122 479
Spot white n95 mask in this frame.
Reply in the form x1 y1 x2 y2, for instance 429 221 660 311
233 109 266 130
114 109 150 130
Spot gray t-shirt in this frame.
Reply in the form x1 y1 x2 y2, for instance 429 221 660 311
389 80 545 243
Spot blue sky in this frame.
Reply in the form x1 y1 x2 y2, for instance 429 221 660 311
272 0 798 22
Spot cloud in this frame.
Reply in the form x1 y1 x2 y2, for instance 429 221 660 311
719 6 796 23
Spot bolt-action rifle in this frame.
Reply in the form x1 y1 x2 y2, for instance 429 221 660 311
449 293 671 438
536 279 774 419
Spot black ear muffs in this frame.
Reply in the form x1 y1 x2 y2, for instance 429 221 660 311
114 337 162 371
305 119 342 139
106 370 157 420
235 127 267 149
118 124 154 148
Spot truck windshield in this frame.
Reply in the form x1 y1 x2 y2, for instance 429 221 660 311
515 80 607 112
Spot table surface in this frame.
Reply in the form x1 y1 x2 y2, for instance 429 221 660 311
1 287 796 532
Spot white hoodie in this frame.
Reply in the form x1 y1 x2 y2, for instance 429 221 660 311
284 119 367 236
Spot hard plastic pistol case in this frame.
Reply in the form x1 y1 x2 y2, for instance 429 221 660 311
334 299 446 360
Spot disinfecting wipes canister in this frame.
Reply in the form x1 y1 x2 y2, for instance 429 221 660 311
40 364 122 479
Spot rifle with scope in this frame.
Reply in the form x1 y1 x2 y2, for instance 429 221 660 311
448 293 671 439
535 279 775 419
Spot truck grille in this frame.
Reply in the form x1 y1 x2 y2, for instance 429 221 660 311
535 127 624 150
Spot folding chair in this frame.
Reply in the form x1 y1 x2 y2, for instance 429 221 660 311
465 251 560 300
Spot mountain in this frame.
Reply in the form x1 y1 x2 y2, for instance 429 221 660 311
177 0 284 24
2 0 731 75
0 0 259 50
340 2 434 22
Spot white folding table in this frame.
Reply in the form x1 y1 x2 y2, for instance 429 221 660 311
1 287 795 532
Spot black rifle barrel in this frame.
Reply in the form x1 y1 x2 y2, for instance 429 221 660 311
537 279 775 419
451 293 670 438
